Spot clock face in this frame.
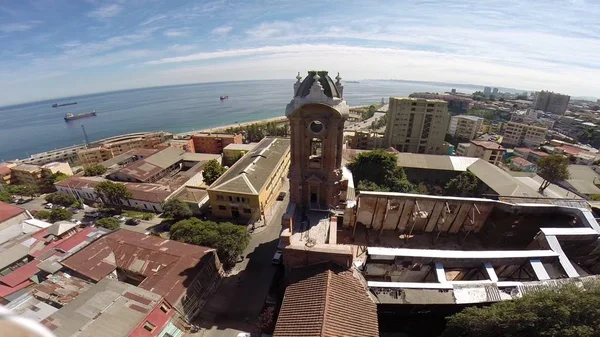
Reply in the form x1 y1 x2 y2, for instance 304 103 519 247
309 120 325 134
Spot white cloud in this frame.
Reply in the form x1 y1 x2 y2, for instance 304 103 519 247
163 29 190 38
0 21 42 33
211 25 232 35
87 4 123 19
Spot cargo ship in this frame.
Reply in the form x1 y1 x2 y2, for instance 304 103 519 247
220 95 229 100
64 111 96 121
52 101 78 108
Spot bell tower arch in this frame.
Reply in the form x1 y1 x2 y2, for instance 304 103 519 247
286 70 348 210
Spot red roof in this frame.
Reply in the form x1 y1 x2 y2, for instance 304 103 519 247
514 147 532 153
512 157 534 166
61 230 215 304
0 166 10 175
0 201 25 224
0 279 32 297
0 260 41 288
129 302 173 337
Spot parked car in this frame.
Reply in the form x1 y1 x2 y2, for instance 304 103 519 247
276 192 286 201
15 198 26 204
113 215 126 221
125 218 141 226
272 250 283 265
68 207 80 214
70 219 82 225
237 333 251 337
84 211 99 218
44 203 53 209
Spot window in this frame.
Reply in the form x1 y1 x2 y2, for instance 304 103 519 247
218 205 226 210
143 322 155 332
236 197 240 202
160 303 170 313
309 138 323 169
228 196 233 202
243 208 252 214
216 195 224 201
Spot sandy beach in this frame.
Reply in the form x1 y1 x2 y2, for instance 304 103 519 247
176 116 289 136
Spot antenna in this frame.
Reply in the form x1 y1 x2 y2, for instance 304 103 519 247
81 125 90 146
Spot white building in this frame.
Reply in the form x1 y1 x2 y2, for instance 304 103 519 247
448 115 484 140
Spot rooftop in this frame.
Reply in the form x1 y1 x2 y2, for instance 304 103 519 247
295 70 340 99
274 264 378 337
511 156 534 166
60 229 215 304
114 146 184 182
0 201 26 223
42 278 164 337
454 114 484 121
209 137 290 195
223 143 259 151
13 163 40 173
471 140 504 150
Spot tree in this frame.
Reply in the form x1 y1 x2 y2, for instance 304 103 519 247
170 218 250 266
49 208 73 222
43 172 69 191
347 149 414 192
7 184 38 198
45 193 76 207
162 199 192 220
95 181 132 209
35 210 51 220
442 283 600 337
203 159 226 186
95 217 121 230
257 307 276 334
444 172 480 197
0 190 13 203
84 164 107 176
537 155 570 193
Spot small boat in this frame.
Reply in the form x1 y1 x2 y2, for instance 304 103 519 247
52 101 78 108
220 95 229 100
64 111 97 121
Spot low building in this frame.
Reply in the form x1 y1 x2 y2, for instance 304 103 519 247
274 264 379 337
563 165 600 197
78 131 172 165
208 137 290 221
192 133 242 154
107 147 185 183
447 115 484 140
161 137 196 153
502 121 548 148
461 140 505 166
513 147 550 163
222 143 258 167
61 230 223 321
20 144 85 166
510 156 536 172
0 202 31 230
40 162 73 176
8 161 73 187
0 163 16 185
42 278 184 337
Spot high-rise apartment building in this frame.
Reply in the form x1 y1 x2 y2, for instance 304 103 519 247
483 87 492 96
384 97 450 154
492 88 499 95
501 121 548 148
534 91 570 115
447 115 484 140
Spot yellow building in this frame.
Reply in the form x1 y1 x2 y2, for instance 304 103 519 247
0 163 16 185
208 137 290 221
11 164 43 186
502 121 548 148
222 143 259 167
78 132 172 165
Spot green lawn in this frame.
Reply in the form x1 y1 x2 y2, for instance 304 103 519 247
122 210 156 220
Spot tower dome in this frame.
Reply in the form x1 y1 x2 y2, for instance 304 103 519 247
295 70 340 98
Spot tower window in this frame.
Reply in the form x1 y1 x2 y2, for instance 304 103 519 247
309 138 322 168
309 120 324 134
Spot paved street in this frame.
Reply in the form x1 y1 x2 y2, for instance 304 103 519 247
192 184 289 337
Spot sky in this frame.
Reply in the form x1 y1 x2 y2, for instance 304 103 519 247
1 0 599 106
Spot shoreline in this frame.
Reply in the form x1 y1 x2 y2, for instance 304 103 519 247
176 116 289 136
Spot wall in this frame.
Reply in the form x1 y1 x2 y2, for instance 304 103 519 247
0 211 30 231
177 252 223 321
192 134 242 154
208 191 258 220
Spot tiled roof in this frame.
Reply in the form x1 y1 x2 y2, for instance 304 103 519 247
60 230 214 304
0 201 25 224
274 265 378 337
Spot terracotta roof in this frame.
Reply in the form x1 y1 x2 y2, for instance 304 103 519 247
512 157 534 166
0 202 25 224
60 230 215 304
274 265 379 337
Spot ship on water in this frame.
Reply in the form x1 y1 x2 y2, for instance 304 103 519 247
52 101 78 108
64 111 96 121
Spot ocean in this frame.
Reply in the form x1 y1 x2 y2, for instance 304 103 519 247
0 79 481 161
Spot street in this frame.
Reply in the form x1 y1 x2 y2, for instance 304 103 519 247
193 187 289 337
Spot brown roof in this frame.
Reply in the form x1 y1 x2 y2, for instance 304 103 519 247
60 230 215 304
512 157 534 166
0 201 26 223
470 140 504 150
274 265 379 337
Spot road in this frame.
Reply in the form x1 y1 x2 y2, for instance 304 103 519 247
192 185 289 337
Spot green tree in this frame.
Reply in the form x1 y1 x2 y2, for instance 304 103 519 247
590 194 600 201
84 164 107 176
443 283 600 337
7 184 39 198
170 218 250 265
203 159 226 186
49 208 73 222
0 190 13 203
94 181 132 210
43 172 69 191
357 180 390 192
444 172 480 197
95 217 121 230
35 210 51 220
162 199 193 220
45 193 77 207
537 155 570 193
348 149 414 192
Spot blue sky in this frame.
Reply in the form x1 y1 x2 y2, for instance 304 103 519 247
1 0 599 105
